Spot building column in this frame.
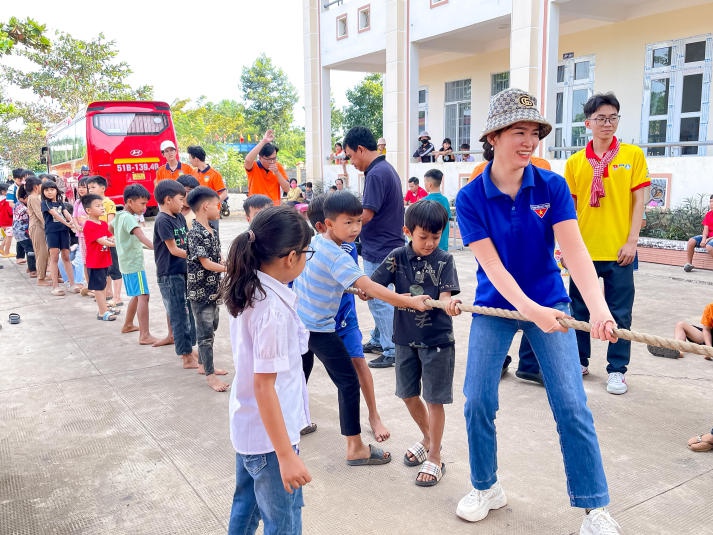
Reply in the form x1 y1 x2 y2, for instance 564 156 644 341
544 1 562 150
509 0 545 98
383 0 410 181
303 0 329 187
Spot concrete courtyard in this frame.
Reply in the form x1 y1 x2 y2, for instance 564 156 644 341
1 211 712 534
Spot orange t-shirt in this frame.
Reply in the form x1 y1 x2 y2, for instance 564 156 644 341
468 156 551 183
247 162 289 205
155 161 196 183
196 165 226 194
701 303 713 328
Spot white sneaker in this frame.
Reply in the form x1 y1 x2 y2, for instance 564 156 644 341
580 508 623 534
581 365 589 376
456 480 507 522
606 372 627 395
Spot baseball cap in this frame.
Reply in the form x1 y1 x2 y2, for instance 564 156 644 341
160 140 177 152
80 165 89 172
479 88 552 142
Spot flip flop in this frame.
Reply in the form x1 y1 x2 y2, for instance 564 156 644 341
688 434 713 452
50 288 66 297
647 345 681 359
415 461 446 487
97 312 117 322
404 441 428 467
300 423 317 436
346 444 391 466
8 313 20 325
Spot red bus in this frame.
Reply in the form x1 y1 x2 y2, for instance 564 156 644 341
45 101 177 215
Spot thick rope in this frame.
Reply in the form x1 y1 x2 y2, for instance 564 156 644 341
344 288 713 359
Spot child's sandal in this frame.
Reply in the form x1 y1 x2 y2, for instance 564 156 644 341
97 312 116 321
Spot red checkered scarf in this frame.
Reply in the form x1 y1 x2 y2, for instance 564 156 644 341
585 137 620 207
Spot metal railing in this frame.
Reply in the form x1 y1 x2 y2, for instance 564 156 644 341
547 140 713 158
322 0 343 8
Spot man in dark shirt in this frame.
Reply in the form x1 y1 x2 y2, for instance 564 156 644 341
343 126 405 368
412 131 436 163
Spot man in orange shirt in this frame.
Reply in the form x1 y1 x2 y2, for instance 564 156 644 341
186 145 228 202
155 140 196 185
244 129 290 205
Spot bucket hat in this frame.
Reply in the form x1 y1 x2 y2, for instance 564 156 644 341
479 88 552 142
418 131 431 140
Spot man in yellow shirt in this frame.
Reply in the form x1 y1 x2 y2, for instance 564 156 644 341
564 92 649 395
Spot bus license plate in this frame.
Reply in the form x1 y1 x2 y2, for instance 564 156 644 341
132 173 146 181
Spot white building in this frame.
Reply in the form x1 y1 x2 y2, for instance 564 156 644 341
303 0 713 207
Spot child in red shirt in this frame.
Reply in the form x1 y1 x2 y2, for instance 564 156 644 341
82 193 116 321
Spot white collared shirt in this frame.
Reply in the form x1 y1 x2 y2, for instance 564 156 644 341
228 270 310 455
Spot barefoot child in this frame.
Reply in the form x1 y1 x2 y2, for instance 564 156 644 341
82 194 117 321
41 180 81 296
305 194 389 442
185 186 230 391
371 200 461 486
111 184 159 345
292 191 431 467
153 180 197 368
647 302 713 360
222 206 313 534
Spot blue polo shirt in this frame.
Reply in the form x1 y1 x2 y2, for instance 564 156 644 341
424 192 451 251
455 164 575 312
360 156 405 263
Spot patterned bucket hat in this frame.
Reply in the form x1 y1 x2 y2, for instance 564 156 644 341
479 88 552 142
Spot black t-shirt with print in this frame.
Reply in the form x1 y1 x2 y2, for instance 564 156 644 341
371 243 460 347
186 220 222 303
153 211 188 277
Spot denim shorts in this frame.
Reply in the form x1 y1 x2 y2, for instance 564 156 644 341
691 235 713 247
395 343 455 404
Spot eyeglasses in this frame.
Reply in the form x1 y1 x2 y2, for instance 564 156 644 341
261 155 278 162
280 247 314 261
590 115 620 125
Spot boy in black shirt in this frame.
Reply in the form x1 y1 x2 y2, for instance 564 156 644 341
153 180 197 368
371 200 461 487
186 187 229 392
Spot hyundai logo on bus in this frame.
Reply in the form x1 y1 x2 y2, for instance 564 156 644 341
130 149 143 157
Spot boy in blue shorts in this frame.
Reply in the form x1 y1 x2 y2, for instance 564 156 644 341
371 200 461 487
293 191 431 466
305 194 389 442
111 184 159 345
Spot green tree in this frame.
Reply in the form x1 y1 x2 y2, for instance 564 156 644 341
2 30 152 117
330 96 344 144
342 73 383 138
240 53 298 136
0 17 50 55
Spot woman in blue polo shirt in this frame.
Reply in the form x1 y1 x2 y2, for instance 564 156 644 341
454 88 623 534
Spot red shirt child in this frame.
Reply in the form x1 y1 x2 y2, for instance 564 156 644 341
84 219 113 269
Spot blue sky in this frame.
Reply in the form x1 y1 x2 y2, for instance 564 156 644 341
2 1 364 124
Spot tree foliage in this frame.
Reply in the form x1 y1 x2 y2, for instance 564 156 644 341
240 53 298 137
342 73 383 138
2 31 152 118
0 17 50 55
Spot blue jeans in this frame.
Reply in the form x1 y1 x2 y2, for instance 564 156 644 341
191 300 219 375
463 303 609 509
228 450 304 535
569 261 634 374
362 259 395 358
157 274 196 356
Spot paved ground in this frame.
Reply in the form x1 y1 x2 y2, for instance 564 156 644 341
1 211 712 535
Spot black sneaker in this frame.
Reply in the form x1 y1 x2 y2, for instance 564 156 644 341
368 355 395 368
515 370 544 385
362 341 384 354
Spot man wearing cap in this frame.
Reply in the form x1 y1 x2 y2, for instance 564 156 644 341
155 140 196 185
343 125 405 369
186 145 228 202
244 129 290 206
377 138 387 156
412 131 436 163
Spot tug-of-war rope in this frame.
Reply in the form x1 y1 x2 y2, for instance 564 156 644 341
345 288 713 360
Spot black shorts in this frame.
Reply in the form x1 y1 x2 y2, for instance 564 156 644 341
45 230 70 250
108 246 122 280
87 267 109 291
